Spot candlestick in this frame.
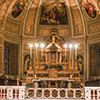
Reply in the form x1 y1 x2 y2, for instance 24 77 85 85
40 43 45 60
41 48 43 60
64 44 67 61
70 49 72 60
75 48 77 59
74 44 78 59
69 44 73 60
64 44 67 60
29 44 33 65
35 43 39 59
29 44 33 58
30 47 32 59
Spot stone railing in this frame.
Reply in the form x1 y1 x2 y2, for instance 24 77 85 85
26 88 84 99
0 86 25 99
2 86 100 100
85 87 100 100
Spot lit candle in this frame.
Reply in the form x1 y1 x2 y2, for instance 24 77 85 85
69 44 73 60
29 44 33 59
40 43 45 59
64 44 67 61
35 43 39 59
74 44 78 59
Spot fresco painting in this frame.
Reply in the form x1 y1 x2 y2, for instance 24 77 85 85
12 0 25 18
40 2 68 25
82 0 96 18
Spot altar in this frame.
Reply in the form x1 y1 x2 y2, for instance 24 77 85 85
22 33 81 89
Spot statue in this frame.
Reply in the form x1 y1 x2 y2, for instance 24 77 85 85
77 55 83 74
24 55 30 72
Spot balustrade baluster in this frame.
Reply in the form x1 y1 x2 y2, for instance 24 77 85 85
66 89 68 98
3 89 5 99
49 89 52 98
73 90 76 98
57 89 60 98
81 89 84 98
42 89 44 98
34 89 37 98
1 89 2 99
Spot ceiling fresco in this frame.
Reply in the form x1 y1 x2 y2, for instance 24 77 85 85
0 0 100 37
11 0 25 18
82 0 97 18
40 2 68 25
81 0 100 18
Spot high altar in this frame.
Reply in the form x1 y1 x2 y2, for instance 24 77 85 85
22 32 81 89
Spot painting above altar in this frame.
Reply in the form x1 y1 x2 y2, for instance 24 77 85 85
40 2 68 25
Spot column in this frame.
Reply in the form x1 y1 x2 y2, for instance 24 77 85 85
84 40 88 80
21 39 24 78
49 52 51 63
72 50 74 70
0 33 4 74
19 39 22 78
56 52 58 63
60 52 62 63
46 53 47 64
87 43 89 81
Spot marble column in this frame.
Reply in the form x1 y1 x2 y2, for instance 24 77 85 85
0 33 4 74
84 40 88 81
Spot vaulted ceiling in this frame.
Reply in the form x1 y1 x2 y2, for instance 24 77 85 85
0 0 100 41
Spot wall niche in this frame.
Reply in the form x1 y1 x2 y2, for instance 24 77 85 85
89 43 100 80
4 41 19 76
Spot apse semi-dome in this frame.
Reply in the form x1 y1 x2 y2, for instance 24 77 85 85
0 0 100 38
